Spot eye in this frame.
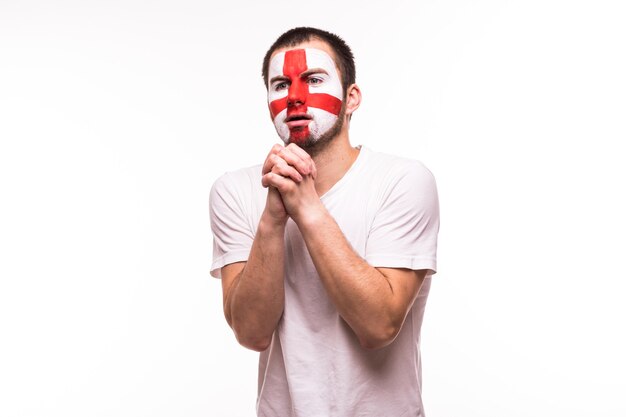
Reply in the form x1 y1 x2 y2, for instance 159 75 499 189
274 81 289 91
307 76 323 85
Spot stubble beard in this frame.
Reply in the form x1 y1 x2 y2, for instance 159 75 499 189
296 103 346 157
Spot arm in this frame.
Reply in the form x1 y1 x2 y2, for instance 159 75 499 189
263 160 434 350
219 144 317 352
299 198 425 350
221 201 286 352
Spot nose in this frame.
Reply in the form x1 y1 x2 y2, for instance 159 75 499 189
287 79 307 107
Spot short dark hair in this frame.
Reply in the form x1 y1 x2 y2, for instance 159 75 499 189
262 27 356 95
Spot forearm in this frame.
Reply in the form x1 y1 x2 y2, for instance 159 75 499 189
258 144 419 349
226 212 285 351
296 205 406 349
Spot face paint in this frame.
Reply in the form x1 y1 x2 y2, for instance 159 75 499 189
268 48 343 145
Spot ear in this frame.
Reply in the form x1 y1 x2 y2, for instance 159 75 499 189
344 84 362 117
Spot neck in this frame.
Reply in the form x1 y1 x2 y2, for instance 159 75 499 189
311 129 360 196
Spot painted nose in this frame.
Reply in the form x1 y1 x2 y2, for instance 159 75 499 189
287 79 307 107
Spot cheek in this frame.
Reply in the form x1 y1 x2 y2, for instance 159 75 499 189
271 110 290 143
307 93 342 116
308 108 338 137
269 96 288 120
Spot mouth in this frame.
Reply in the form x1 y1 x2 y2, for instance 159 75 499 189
285 113 313 122
285 113 313 129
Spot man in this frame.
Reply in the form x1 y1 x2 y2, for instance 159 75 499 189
210 27 439 416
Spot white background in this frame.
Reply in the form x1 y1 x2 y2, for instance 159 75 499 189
1 0 625 416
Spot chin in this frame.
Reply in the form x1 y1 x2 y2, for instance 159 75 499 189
275 108 345 152
288 136 311 146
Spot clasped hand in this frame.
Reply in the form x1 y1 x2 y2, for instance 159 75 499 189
261 143 321 223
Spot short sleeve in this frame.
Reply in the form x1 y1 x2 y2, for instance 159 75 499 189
209 173 255 278
364 162 440 275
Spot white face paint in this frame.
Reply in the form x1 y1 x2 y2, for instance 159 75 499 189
267 48 344 145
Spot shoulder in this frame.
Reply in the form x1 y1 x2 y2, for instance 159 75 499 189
209 164 263 206
362 147 436 190
211 164 263 193
211 164 263 189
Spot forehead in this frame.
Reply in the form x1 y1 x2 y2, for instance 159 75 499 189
269 40 339 74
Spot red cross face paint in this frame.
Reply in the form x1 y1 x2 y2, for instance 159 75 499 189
268 48 343 145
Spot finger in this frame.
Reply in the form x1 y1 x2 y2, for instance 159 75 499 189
272 161 303 183
261 173 271 188
262 172 296 194
285 143 310 159
278 147 311 176
262 144 284 174
285 144 317 179
310 159 317 180
262 153 287 176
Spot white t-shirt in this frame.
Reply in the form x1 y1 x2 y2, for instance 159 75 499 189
210 146 439 417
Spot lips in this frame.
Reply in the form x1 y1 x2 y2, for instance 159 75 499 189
285 113 312 129
285 113 312 122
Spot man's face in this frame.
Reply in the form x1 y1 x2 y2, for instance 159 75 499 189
267 46 344 146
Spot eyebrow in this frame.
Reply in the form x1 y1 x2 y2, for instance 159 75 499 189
270 75 290 84
301 68 329 77
270 68 329 84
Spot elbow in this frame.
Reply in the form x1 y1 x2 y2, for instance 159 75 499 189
225 311 272 351
226 307 281 352
232 325 272 352
238 336 271 352
357 321 402 350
